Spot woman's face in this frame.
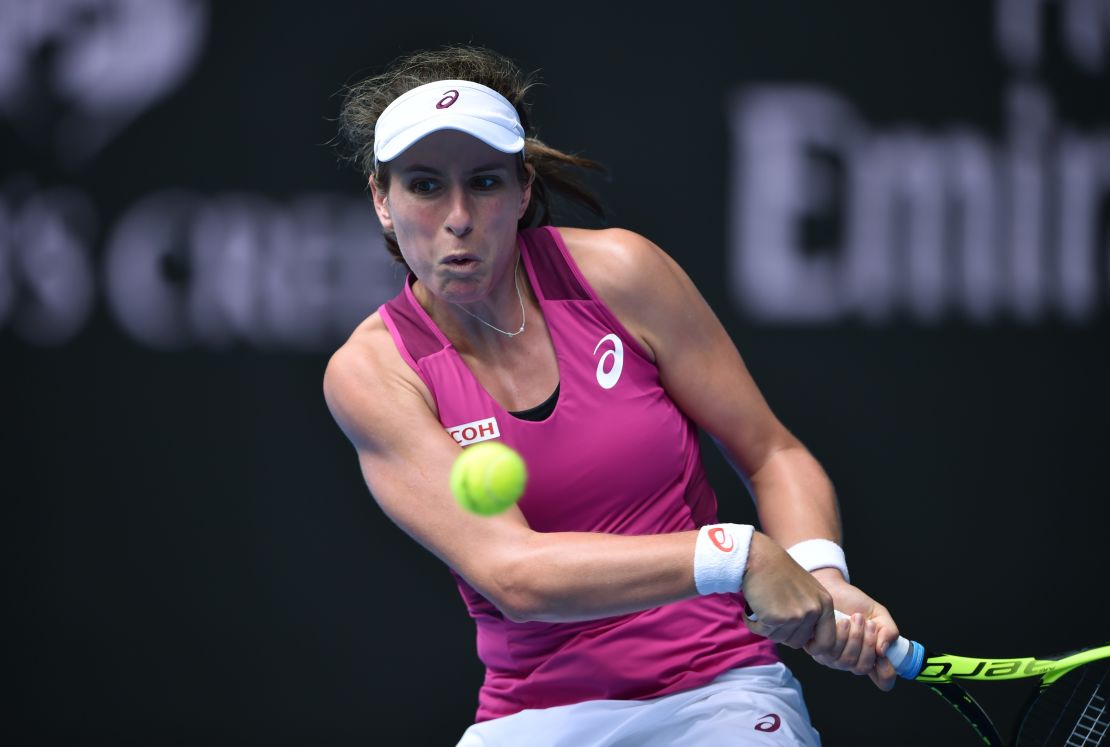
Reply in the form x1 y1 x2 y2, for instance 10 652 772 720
371 130 532 305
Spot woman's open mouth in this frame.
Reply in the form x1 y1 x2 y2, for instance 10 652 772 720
443 254 480 270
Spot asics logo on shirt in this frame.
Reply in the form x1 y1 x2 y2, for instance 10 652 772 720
593 333 624 389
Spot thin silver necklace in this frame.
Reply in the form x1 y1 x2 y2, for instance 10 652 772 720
454 256 526 338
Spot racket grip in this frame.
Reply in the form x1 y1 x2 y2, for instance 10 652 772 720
833 610 924 679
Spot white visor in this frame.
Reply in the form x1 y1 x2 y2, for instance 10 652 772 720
373 80 526 164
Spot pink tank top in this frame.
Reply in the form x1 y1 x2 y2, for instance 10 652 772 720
379 226 777 722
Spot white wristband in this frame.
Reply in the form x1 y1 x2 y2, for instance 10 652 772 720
694 523 754 595
786 538 850 583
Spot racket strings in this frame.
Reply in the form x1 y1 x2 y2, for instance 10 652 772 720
1018 661 1109 747
1062 676 1107 746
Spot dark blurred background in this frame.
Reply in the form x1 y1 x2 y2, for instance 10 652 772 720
4 1 1107 744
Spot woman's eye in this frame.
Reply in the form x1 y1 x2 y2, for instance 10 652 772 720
409 179 438 194
471 176 501 190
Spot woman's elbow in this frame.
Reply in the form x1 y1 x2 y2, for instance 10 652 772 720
489 563 546 623
460 528 578 623
467 546 548 623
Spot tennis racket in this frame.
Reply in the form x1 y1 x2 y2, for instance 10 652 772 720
839 611 1110 746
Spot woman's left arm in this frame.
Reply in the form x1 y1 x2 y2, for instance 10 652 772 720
564 227 898 690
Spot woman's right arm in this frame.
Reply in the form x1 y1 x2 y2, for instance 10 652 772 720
322 314 693 623
322 314 830 648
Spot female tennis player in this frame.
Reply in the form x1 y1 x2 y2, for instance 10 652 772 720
324 45 900 746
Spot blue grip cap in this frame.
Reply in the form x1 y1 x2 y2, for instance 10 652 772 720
894 640 925 679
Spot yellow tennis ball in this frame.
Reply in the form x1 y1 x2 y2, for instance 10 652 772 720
450 441 527 516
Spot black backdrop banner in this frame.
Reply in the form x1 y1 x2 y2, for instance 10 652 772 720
5 1 1107 745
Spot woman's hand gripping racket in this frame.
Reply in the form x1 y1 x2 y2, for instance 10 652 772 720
848 610 1110 746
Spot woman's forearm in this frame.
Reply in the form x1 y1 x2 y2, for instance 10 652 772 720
748 444 842 547
490 529 700 622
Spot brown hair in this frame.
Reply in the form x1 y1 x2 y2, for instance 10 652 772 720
337 45 606 268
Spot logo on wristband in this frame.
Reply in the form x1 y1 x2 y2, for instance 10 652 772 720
708 527 735 552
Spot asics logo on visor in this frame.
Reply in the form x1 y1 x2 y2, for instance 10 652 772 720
436 89 459 109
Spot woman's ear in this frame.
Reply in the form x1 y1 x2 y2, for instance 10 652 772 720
369 176 393 231
518 163 536 220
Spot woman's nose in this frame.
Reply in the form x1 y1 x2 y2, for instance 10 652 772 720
443 189 473 237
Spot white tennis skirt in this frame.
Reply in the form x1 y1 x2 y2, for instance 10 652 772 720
456 663 822 747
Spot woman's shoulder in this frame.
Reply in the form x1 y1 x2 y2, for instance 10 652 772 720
553 225 654 261
324 312 387 403
553 226 688 304
552 226 671 295
323 309 434 440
